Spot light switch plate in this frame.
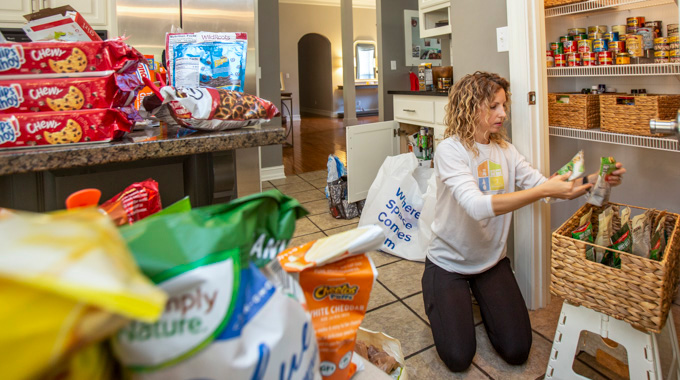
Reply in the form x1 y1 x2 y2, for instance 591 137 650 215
391 60 397 70
496 26 509 52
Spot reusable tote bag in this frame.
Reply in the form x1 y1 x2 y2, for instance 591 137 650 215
358 153 436 261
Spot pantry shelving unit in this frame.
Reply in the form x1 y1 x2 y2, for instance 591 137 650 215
545 0 675 18
548 126 680 151
547 62 680 76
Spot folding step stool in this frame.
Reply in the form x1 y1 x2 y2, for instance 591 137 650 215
545 301 680 380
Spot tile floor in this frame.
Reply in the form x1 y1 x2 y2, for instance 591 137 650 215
265 171 680 380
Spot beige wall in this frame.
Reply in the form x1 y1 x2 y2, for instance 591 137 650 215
279 3 377 117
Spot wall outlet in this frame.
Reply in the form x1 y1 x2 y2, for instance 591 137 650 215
391 60 397 70
496 26 509 52
285 73 290 79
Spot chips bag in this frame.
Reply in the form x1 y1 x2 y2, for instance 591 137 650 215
99 178 162 226
556 150 585 181
0 208 167 380
112 190 321 380
572 208 594 261
631 210 653 258
611 206 633 260
587 157 617 207
594 206 614 263
650 215 668 261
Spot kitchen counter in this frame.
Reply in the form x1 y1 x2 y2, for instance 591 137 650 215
387 90 448 96
0 124 285 176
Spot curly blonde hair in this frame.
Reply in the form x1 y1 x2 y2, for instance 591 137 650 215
444 71 511 156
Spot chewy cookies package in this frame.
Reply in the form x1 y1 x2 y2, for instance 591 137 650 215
0 108 132 148
0 73 143 113
0 38 145 77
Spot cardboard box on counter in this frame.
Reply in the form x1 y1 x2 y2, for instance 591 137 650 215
22 5 101 42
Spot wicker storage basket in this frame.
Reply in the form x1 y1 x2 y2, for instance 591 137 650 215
551 202 680 333
545 0 586 8
600 94 680 136
548 93 600 130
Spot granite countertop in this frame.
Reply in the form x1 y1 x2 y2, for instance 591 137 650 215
387 90 448 96
0 124 286 176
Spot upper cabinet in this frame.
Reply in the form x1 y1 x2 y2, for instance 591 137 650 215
419 0 451 38
0 0 113 33
0 0 34 24
49 0 108 26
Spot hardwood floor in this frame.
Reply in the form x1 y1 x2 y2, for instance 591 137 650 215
282 114 379 175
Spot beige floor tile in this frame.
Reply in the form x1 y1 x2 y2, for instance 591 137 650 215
405 347 488 380
367 282 398 311
288 232 325 249
472 327 551 380
301 199 329 216
368 250 402 267
308 177 328 189
403 294 482 326
270 175 305 186
361 302 434 357
275 182 315 195
293 217 321 237
298 170 327 181
528 295 564 341
376 260 425 299
308 212 358 230
324 223 359 236
291 189 327 203
262 181 274 189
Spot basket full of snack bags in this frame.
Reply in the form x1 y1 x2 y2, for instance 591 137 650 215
551 202 680 333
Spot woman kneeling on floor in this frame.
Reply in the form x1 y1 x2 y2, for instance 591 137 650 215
422 71 626 371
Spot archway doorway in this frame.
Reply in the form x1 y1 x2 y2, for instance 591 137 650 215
297 33 333 117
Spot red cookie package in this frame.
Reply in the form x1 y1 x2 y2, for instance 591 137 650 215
100 178 162 226
0 108 132 148
0 72 143 113
0 38 145 77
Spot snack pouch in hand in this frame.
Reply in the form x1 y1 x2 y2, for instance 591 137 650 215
556 150 585 181
0 208 167 380
113 190 321 380
587 157 617 207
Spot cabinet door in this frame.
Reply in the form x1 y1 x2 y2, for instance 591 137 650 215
49 0 107 26
346 121 399 203
419 0 449 9
0 0 34 24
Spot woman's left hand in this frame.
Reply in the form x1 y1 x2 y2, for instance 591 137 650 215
606 162 626 187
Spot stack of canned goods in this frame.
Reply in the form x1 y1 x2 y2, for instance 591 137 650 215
547 18 680 67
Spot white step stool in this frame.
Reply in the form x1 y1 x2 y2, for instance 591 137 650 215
545 301 680 380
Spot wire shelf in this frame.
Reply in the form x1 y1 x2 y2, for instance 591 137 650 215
547 63 680 77
549 126 679 152
545 0 674 18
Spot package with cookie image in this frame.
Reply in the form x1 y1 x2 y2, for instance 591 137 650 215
0 73 143 113
0 108 132 149
144 86 280 131
0 38 144 77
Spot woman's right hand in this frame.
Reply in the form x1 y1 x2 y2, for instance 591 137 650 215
540 172 593 200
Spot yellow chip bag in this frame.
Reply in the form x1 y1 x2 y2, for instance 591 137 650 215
0 208 167 379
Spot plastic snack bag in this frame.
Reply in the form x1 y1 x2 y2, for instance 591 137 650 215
631 210 653 258
99 179 162 226
650 213 668 261
172 40 247 91
0 208 167 380
556 150 585 181
594 206 614 263
355 327 407 379
611 207 633 257
587 157 617 207
113 190 321 380
572 208 594 261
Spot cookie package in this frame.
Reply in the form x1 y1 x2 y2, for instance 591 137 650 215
0 73 143 113
0 108 132 148
0 38 145 77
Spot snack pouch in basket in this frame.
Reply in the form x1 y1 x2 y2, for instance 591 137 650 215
113 190 322 380
278 226 385 380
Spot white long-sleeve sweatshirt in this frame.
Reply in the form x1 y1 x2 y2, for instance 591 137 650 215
427 136 547 274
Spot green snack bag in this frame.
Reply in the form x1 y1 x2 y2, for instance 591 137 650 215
557 150 585 181
611 207 633 255
587 156 617 207
146 196 192 220
572 208 595 261
650 215 667 261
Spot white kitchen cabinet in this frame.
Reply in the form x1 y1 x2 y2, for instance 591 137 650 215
419 0 448 9
419 2 451 39
49 0 107 26
0 0 34 25
0 0 115 35
346 94 446 202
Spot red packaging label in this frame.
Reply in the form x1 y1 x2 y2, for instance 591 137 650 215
0 72 143 113
0 109 132 149
0 38 144 77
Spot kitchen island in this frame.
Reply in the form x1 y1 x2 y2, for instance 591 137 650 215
0 124 285 212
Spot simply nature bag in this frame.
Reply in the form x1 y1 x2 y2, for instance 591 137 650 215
358 153 436 261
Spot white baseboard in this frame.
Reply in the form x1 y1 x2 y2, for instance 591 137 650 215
300 107 334 118
260 165 286 181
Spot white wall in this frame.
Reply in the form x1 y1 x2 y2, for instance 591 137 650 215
279 3 377 117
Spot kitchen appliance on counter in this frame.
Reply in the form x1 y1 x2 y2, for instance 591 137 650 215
432 65 453 93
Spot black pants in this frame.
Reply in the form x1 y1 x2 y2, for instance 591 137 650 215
422 257 532 372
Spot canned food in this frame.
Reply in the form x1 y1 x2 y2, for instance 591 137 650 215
670 49 680 57
588 32 604 40
554 54 566 67
578 39 592 53
550 42 561 51
604 32 620 42
608 41 626 53
546 55 555 67
598 51 614 65
582 52 598 66
595 25 608 34
546 50 554 58
627 34 644 57
612 25 627 35
670 36 680 50
655 57 669 63
573 34 588 41
593 39 609 52
668 24 679 37
671 57 680 63
616 53 630 65
654 50 669 58
568 28 587 36
654 37 669 51
645 21 662 38
560 35 574 42
567 53 582 66
637 28 654 50
627 17 645 29
562 40 577 53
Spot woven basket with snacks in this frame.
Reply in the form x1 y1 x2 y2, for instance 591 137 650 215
551 202 680 333
548 93 600 130
600 94 680 136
